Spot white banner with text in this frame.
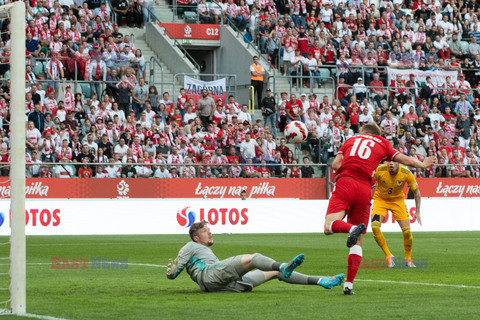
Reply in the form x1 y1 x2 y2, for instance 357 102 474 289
184 76 226 104
0 199 478 235
387 68 458 86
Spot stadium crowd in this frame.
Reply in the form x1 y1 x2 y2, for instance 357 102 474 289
191 0 480 177
0 0 478 178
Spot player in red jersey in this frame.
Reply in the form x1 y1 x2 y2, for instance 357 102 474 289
323 122 435 295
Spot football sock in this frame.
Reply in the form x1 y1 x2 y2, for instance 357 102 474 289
242 270 269 287
251 254 280 271
371 221 392 257
330 220 353 234
346 245 362 284
402 226 413 260
278 271 318 285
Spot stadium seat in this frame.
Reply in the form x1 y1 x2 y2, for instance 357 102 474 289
184 11 197 23
34 61 44 76
80 83 92 99
319 69 330 84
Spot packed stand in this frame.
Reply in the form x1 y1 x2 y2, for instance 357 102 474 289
2 0 315 179
207 0 480 177
1 0 479 178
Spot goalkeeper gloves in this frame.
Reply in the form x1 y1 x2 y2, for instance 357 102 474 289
166 257 178 279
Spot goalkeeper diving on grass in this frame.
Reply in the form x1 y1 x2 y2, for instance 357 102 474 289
166 220 344 292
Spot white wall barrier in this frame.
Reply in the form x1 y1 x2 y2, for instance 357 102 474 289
0 199 478 236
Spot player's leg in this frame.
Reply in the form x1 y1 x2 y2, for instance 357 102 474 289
241 270 344 290
371 201 395 267
394 202 415 268
324 178 366 240
324 210 349 235
398 219 415 267
343 233 363 295
278 271 344 289
343 183 372 295
240 253 305 278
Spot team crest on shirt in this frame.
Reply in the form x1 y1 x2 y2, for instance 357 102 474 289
396 181 403 186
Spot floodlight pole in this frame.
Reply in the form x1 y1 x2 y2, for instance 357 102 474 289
8 1 26 315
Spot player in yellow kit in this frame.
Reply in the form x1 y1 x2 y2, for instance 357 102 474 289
371 161 422 268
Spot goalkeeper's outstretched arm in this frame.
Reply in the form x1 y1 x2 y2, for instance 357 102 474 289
166 244 192 279
166 258 179 279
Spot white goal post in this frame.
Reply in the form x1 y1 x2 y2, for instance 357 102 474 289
0 1 26 315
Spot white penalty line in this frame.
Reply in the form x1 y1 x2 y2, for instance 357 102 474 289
0 262 167 268
355 279 480 289
2 262 479 290
0 312 69 320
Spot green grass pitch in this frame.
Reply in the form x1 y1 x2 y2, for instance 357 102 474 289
1 232 479 319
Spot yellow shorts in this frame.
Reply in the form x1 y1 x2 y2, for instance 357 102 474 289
371 199 409 221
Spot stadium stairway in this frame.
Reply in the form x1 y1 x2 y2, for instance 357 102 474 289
121 26 182 94
145 2 335 102
153 0 186 23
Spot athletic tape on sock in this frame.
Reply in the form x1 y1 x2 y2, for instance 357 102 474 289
329 221 335 234
349 245 363 257
371 221 381 228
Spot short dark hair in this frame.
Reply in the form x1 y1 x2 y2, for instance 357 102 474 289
189 220 208 241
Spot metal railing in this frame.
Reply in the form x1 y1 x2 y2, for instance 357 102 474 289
149 56 165 94
335 83 478 107
171 3 201 24
145 6 201 72
335 64 480 84
269 63 336 95
19 161 329 178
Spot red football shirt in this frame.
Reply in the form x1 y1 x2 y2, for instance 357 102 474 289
335 134 399 185
286 99 303 118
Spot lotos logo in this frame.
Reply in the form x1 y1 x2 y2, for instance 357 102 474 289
177 207 196 227
176 207 249 227
0 212 4 227
199 208 248 226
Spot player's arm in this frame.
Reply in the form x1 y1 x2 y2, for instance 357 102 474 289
166 257 179 279
166 245 190 279
406 171 422 225
394 153 435 169
332 153 343 171
413 187 422 226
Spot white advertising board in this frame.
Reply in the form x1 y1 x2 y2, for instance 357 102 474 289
0 199 478 235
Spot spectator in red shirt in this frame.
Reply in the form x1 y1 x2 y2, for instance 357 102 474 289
309 39 324 63
349 105 360 133
257 161 271 178
404 106 419 123
78 158 93 178
297 25 309 58
226 146 240 164
275 138 290 161
285 94 303 122
335 77 350 107
369 73 386 108
323 42 337 65
438 137 453 158
451 138 466 158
